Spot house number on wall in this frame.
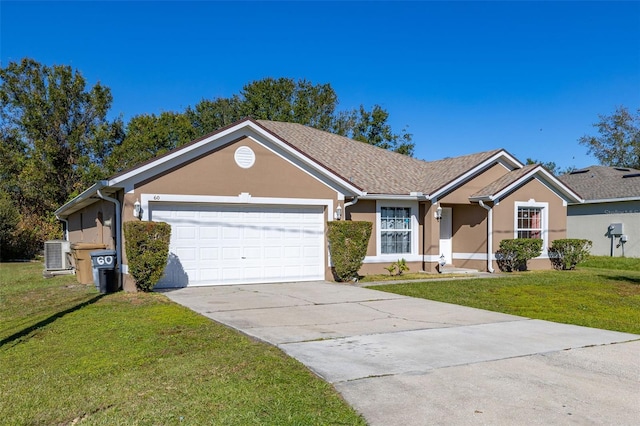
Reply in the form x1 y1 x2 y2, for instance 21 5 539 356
153 195 161 201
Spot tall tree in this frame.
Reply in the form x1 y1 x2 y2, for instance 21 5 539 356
335 105 414 156
108 77 414 173
107 112 196 172
0 58 122 256
186 96 242 137
578 106 640 169
0 58 123 214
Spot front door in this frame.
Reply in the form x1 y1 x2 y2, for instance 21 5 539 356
439 207 453 265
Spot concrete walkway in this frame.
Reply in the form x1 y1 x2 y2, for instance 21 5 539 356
161 281 640 425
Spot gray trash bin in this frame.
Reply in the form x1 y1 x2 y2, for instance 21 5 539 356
90 250 117 294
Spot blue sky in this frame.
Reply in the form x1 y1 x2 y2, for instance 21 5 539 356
2 1 639 171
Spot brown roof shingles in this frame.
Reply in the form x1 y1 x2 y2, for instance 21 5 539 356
559 166 640 200
257 120 503 195
471 164 539 198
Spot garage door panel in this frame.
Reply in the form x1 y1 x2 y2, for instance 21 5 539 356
200 226 219 239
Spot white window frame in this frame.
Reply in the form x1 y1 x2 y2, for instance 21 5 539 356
514 201 549 256
370 200 420 262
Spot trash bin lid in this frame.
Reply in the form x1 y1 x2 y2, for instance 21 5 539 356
90 249 116 257
71 242 107 250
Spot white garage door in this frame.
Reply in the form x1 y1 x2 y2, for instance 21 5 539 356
151 203 325 287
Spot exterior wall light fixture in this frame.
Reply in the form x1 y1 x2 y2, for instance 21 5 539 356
334 205 342 220
434 205 443 221
133 200 142 220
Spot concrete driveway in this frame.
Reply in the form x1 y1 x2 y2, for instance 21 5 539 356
161 281 640 425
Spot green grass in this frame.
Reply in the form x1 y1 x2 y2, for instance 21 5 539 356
0 262 365 425
580 255 640 271
358 272 460 283
367 258 640 335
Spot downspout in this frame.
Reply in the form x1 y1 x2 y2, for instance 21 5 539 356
343 196 359 218
97 190 122 288
478 200 495 273
344 196 359 209
56 215 69 241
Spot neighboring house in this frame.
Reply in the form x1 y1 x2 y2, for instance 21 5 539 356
55 118 581 291
559 166 640 258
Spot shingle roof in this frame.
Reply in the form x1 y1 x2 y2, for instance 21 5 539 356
256 120 503 195
471 164 539 198
559 166 640 201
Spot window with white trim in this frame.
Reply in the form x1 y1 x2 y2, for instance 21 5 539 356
516 207 542 239
380 207 412 254
514 201 549 256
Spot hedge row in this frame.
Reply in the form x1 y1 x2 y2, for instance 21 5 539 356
496 238 592 272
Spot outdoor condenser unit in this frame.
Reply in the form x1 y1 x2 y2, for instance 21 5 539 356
44 240 71 271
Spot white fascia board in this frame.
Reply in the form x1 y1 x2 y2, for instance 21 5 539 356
139 193 334 222
360 194 428 201
571 196 640 205
469 167 583 204
54 181 109 217
430 150 521 200
494 167 582 203
108 122 250 187
244 126 365 196
108 120 363 197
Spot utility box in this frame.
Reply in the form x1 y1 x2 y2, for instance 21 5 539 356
71 243 107 284
90 250 117 294
610 223 624 235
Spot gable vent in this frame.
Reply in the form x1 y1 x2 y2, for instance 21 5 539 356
234 146 255 169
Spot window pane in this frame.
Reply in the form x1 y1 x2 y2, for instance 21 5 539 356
380 207 412 254
517 207 542 239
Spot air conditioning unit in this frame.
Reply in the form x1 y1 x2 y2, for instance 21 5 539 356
44 240 71 271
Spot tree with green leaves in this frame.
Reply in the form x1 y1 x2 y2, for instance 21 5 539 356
0 58 123 257
107 111 196 172
524 158 576 175
336 105 414 156
578 106 640 169
109 77 414 173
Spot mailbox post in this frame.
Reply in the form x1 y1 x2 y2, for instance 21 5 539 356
90 250 117 294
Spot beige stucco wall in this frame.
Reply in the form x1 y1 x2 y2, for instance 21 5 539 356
67 200 116 249
566 201 640 258
439 163 510 204
134 137 336 200
492 178 567 271
451 204 487 254
347 200 377 257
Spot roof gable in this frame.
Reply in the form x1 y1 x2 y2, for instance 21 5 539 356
108 118 364 195
470 164 582 203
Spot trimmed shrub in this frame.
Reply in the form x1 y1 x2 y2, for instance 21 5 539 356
495 238 543 272
327 221 372 282
124 221 171 292
548 239 592 270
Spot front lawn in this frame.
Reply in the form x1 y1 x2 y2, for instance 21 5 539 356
0 262 365 425
368 257 640 335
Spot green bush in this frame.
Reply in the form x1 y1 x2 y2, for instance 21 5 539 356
327 221 372 282
124 221 171 292
548 239 592 270
495 238 543 272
